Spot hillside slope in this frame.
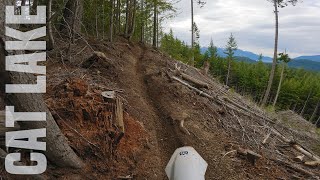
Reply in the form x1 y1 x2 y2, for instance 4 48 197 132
37 37 320 179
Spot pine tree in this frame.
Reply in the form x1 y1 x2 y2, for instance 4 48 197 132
224 33 238 86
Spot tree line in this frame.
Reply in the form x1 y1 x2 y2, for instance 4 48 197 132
44 0 177 48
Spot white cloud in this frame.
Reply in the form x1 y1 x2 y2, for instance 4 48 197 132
164 0 320 57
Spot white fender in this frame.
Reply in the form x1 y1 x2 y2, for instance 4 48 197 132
165 146 208 180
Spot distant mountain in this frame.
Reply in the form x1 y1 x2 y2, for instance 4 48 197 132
201 47 320 71
235 56 257 64
200 47 273 62
288 59 320 71
294 55 320 63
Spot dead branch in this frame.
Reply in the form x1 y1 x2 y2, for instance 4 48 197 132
262 132 271 145
269 157 315 177
170 75 320 165
176 71 209 89
220 96 275 124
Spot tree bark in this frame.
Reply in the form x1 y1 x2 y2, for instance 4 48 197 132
261 0 278 106
95 0 99 37
152 0 157 47
109 0 114 42
140 0 145 43
191 0 194 66
47 0 54 50
0 0 84 168
226 58 231 86
60 0 83 36
273 62 285 107
116 0 121 34
128 0 137 40
124 0 130 36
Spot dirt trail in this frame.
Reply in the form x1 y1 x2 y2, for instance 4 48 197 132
137 47 184 163
117 45 183 179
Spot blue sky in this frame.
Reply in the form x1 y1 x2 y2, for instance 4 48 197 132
164 0 320 58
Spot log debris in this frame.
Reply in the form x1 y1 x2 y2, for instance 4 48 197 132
293 155 305 162
169 74 320 175
270 157 315 177
237 147 262 165
304 161 320 167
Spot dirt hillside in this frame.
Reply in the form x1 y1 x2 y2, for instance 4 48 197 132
30 37 320 179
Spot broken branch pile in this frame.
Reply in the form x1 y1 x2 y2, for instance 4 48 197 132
165 65 320 178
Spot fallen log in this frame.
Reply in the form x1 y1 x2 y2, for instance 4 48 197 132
293 155 305 162
171 76 320 165
270 157 315 177
171 76 272 123
292 144 320 162
220 96 275 124
304 161 320 167
179 72 209 89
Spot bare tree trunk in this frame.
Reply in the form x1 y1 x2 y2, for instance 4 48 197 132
309 100 320 122
47 0 54 50
156 11 159 47
140 0 145 43
152 0 157 47
226 58 231 86
124 0 129 36
95 0 99 38
191 0 194 66
128 0 137 40
102 0 105 39
61 0 83 35
300 90 312 116
109 0 114 42
116 0 121 34
273 62 285 107
0 0 83 168
262 0 278 106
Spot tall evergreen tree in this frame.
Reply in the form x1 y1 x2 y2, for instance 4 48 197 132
224 33 238 86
